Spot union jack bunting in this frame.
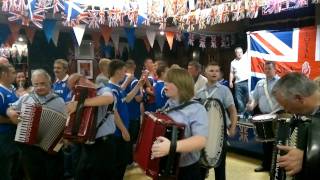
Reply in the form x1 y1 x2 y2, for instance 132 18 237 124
248 26 320 90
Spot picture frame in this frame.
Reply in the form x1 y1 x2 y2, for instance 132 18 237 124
77 59 93 79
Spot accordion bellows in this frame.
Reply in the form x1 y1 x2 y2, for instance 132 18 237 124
15 103 67 153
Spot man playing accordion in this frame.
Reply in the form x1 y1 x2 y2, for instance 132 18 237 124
7 69 67 180
271 72 320 179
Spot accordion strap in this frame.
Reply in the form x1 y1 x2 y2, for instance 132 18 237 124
162 100 197 113
163 126 178 176
29 92 59 105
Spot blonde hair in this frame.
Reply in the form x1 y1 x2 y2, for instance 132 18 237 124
165 68 194 103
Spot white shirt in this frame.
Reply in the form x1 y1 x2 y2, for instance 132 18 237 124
230 55 251 83
194 74 207 93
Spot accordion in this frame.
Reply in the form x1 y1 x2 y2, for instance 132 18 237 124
64 85 97 143
270 114 310 180
15 103 67 153
134 111 185 180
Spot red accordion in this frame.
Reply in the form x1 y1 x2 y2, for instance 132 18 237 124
134 111 185 180
15 103 67 153
64 84 97 143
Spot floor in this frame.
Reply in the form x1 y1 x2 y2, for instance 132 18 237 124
124 152 269 180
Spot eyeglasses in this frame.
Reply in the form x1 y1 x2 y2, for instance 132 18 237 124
32 82 50 87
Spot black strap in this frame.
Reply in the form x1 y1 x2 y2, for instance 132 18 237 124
29 92 59 105
162 100 197 113
72 88 88 136
96 102 114 131
163 126 178 176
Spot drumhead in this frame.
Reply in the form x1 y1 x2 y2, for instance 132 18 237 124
252 114 276 121
200 98 226 168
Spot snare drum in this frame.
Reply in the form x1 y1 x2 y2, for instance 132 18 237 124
251 114 277 142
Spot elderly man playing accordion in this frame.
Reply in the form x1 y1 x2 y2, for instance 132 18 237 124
271 72 320 179
7 69 67 180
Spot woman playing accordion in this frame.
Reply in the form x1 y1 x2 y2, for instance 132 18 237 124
145 68 209 180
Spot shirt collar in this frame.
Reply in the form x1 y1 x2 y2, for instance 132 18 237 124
0 83 14 92
56 74 69 83
108 80 121 88
206 82 220 89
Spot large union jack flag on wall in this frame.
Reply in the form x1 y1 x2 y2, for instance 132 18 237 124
248 26 320 89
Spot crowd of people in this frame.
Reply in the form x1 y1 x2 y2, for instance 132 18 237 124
0 46 319 180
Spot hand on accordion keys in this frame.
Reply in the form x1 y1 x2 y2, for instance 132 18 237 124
151 136 171 159
66 101 78 115
6 108 20 124
277 145 304 176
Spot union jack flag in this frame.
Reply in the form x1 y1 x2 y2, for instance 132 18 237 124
248 26 320 89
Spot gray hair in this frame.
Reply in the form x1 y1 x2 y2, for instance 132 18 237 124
54 59 69 70
188 60 202 71
234 47 243 53
272 72 318 100
31 69 52 83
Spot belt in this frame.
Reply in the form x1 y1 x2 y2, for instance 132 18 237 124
95 134 114 143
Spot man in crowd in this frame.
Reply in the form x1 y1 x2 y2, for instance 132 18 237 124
188 60 208 93
7 69 67 180
95 58 111 87
229 47 250 114
272 72 320 178
246 61 280 172
0 63 19 180
53 59 71 102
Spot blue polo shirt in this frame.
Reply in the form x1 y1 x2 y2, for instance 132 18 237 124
124 78 141 120
106 81 129 137
53 75 71 102
0 84 18 133
154 80 168 110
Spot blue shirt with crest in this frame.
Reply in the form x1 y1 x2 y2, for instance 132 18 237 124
53 75 71 102
154 80 168 110
106 81 129 137
124 78 141 120
0 84 18 133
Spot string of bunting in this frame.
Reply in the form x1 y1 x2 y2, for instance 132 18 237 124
1 0 315 31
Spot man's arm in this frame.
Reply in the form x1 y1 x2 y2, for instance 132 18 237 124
227 104 238 137
114 110 130 142
229 72 234 88
125 79 144 103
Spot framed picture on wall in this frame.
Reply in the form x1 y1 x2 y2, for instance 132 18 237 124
77 60 93 79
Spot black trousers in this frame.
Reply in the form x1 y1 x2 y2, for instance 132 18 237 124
114 136 131 180
200 146 227 180
20 145 64 180
262 142 274 170
75 135 116 180
177 162 201 180
0 132 21 180
128 119 141 164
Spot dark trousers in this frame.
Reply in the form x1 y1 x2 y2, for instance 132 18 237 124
20 145 64 180
128 119 141 164
75 135 116 180
234 80 249 114
200 147 227 180
177 162 201 180
114 136 131 180
63 143 81 177
0 132 22 180
262 142 274 170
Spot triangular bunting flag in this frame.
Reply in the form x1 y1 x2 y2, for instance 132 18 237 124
111 33 120 53
165 31 174 50
43 19 57 43
73 24 86 46
52 25 60 47
25 27 36 44
124 28 136 50
146 29 156 48
118 42 128 55
0 24 11 45
143 36 151 52
91 32 101 50
101 26 112 44
8 22 21 34
157 36 165 52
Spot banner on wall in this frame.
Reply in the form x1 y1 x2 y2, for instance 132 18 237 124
248 25 320 90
